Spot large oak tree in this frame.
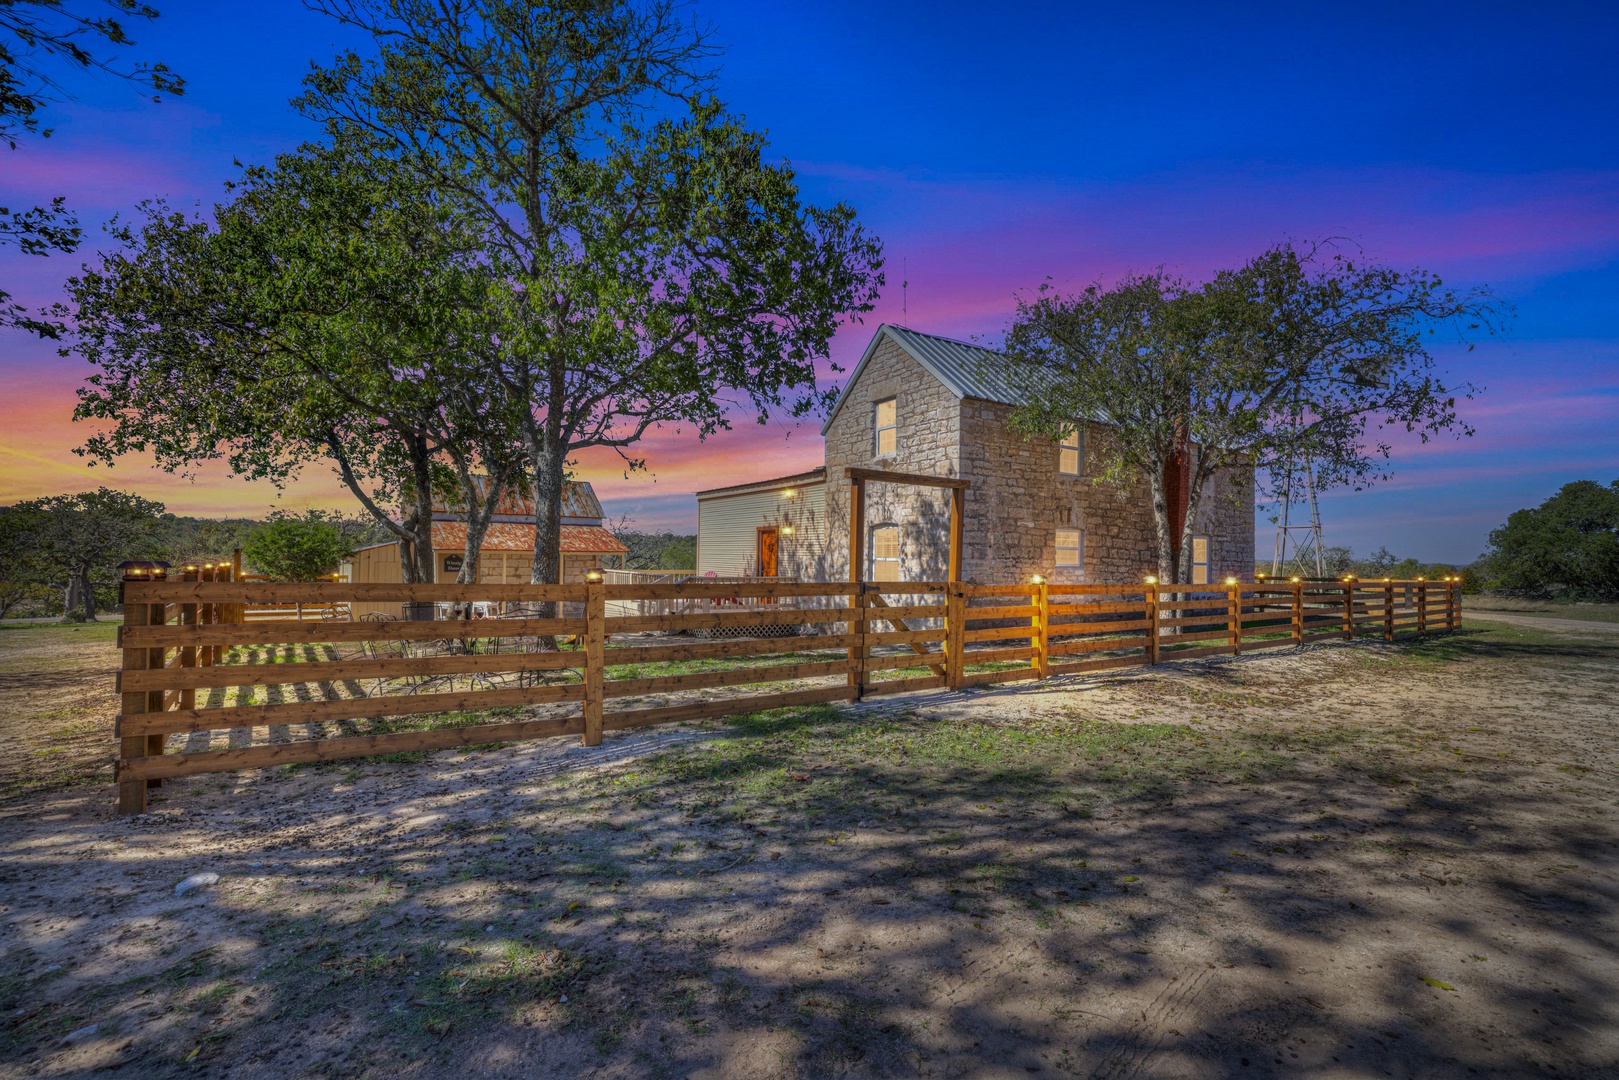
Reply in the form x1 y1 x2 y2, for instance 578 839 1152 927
69 139 511 583
1002 243 1507 583
298 0 884 586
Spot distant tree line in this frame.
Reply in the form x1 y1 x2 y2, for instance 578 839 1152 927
0 491 393 620
1248 479 1619 601
1475 480 1618 600
1256 546 1469 587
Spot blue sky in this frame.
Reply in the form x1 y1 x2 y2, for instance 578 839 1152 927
2 0 1615 563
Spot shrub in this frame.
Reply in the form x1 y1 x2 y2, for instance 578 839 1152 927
242 511 355 581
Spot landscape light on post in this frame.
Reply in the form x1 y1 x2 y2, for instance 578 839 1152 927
116 560 171 579
1144 575 1157 584
583 568 604 584
1225 576 1237 586
1030 573 1044 585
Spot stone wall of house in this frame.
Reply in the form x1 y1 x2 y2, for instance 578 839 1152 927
958 404 1163 584
1190 463 1256 581
822 336 961 581
818 331 1255 586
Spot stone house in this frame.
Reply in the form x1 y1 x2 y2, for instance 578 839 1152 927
695 324 1253 585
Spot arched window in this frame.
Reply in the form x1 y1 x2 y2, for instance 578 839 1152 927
870 525 901 582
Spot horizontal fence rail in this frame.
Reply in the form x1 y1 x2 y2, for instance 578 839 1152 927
111 574 1460 813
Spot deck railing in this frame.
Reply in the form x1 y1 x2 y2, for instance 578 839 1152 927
111 575 1461 814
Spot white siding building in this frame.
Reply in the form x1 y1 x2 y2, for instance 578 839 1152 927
695 468 829 579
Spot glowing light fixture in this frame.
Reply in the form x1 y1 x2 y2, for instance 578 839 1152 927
1030 573 1045 585
1145 575 1157 585
1225 577 1237 586
583 568 604 584
782 488 796 498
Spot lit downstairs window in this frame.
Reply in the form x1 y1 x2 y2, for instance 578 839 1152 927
874 398 897 456
871 525 901 581
1056 528 1083 568
1059 427 1082 475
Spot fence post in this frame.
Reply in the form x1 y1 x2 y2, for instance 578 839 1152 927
143 586 168 787
198 564 216 670
1032 579 1049 679
1291 581 1304 647
1228 581 1242 655
1417 580 1428 636
180 567 198 714
1145 585 1160 665
1343 580 1354 641
1384 581 1395 641
582 578 605 746
116 572 151 815
946 584 966 690
1449 579 1460 630
851 585 869 702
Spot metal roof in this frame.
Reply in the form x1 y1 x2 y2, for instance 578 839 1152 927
820 325 1037 435
429 521 627 553
430 478 604 522
695 466 826 500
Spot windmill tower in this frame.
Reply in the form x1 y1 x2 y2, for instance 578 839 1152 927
1270 446 1327 578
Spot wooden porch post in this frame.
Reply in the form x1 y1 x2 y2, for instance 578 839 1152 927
848 476 864 698
948 486 964 583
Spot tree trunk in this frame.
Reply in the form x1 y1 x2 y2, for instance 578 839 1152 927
1146 459 1176 584
529 444 566 588
406 437 437 585
326 432 435 585
76 568 97 621
454 458 515 585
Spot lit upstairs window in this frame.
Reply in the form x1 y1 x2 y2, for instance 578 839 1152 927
1059 427 1082 475
874 398 897 456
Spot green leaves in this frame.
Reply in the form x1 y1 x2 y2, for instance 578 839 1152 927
1000 241 1508 581
242 512 357 582
1484 479 1619 598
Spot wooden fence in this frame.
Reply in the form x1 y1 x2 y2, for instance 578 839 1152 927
112 575 1461 814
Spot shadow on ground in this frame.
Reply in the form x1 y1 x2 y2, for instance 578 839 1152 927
2 626 1617 1078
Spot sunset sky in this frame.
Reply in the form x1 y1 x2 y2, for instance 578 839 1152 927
1 1 1615 564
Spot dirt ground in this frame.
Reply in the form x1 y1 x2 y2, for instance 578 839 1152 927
1 616 1617 1079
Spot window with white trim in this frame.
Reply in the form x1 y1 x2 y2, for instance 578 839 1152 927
874 398 897 456
1056 528 1083 568
1059 427 1082 476
1191 535 1211 584
871 525 901 581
